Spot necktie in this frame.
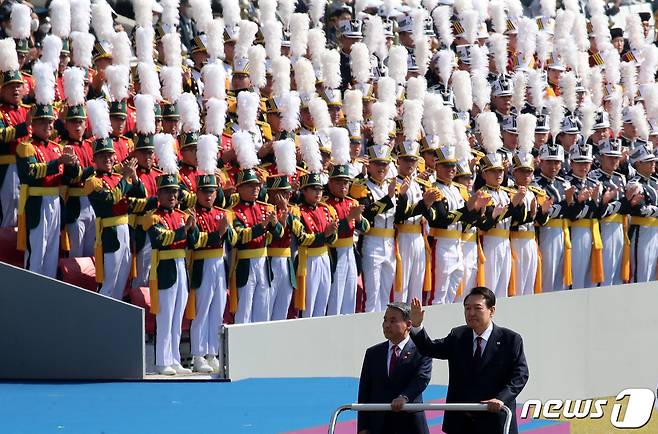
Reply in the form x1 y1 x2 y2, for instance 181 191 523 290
389 346 399 377
473 336 483 369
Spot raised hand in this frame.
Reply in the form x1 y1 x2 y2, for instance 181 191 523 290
324 219 338 236
530 196 537 217
511 186 526 206
565 185 576 205
217 214 228 236
410 297 424 327
347 204 365 220
577 187 592 203
268 210 278 226
541 196 554 215
387 179 397 198
492 204 507 219
423 189 441 208
398 177 411 196
185 214 196 231
602 187 620 205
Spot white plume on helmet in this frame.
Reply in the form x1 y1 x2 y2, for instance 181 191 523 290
196 134 219 174
135 94 156 135
154 134 179 174
87 98 112 139
477 112 503 153
204 98 228 136
178 92 201 132
516 113 537 152
63 67 86 106
300 134 323 173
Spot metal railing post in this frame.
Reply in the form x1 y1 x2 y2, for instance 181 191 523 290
327 403 513 434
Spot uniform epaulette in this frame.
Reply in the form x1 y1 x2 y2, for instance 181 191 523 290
319 201 337 219
257 120 273 141
16 141 35 158
500 186 516 194
349 180 368 199
555 175 566 182
20 102 32 109
416 177 431 188
84 176 103 193
290 204 301 217
528 185 547 196
257 200 275 212
455 182 470 201
21 71 32 77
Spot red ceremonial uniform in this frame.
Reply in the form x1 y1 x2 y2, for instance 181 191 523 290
21 73 33 101
0 103 30 154
137 166 161 197
325 196 359 238
179 163 198 192
112 135 133 164
125 103 137 135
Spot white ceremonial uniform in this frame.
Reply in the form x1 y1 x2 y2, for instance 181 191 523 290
510 189 539 296
235 257 271 323
0 165 18 227
629 174 658 283
394 177 427 304
431 181 467 304
361 178 397 312
459 226 478 301
26 195 61 278
479 186 514 298
99 223 132 300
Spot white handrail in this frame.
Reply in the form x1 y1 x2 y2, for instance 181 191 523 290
327 402 512 434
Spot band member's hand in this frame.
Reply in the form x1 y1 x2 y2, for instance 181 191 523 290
468 191 490 211
629 192 644 206
277 209 288 225
423 189 441 208
492 204 507 219
388 179 397 198
481 398 504 413
218 214 228 236
391 395 408 412
541 196 554 215
347 204 364 220
361 156 369 176
602 187 620 205
398 177 411 196
410 297 424 327
25 106 34 126
565 185 576 205
577 187 592 203
268 211 278 226
530 197 537 217
62 145 75 156
324 219 338 236
511 186 526 207
120 158 138 182
185 214 196 231
58 153 77 166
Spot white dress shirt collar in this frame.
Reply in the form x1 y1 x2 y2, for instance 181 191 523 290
473 322 494 344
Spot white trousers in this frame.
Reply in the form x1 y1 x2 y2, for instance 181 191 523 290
600 221 624 286
460 240 478 302
631 225 658 283
511 237 538 296
235 257 271 323
432 237 464 304
133 236 152 288
362 235 396 312
1 165 18 227
394 232 426 304
99 224 131 300
156 257 188 367
570 226 593 289
539 226 566 292
190 257 227 357
66 197 96 258
302 253 332 318
269 256 293 320
25 195 61 278
327 246 358 315
482 235 511 298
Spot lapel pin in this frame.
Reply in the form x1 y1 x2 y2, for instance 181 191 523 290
496 341 500 345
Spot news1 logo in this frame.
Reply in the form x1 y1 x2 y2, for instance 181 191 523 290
521 389 655 428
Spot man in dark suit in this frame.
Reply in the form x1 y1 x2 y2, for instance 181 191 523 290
410 287 529 434
358 302 433 434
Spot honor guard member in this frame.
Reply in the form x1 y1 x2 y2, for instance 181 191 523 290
161 101 182 157
293 135 338 318
534 143 577 292
508 114 548 295
428 144 488 304
393 138 430 304
177 93 202 193
16 94 79 277
86 98 151 299
325 128 369 315
109 100 134 164
60 99 96 258
477 112 527 298
350 142 398 312
0 40 30 227
509 149 548 296
146 151 197 376
565 143 602 289
453 150 479 298
589 138 632 286
188 135 237 373
627 142 658 283
131 95 162 288
266 138 298 321
230 131 284 323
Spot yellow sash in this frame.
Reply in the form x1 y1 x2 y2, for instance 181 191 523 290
534 240 542 293
590 219 604 284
